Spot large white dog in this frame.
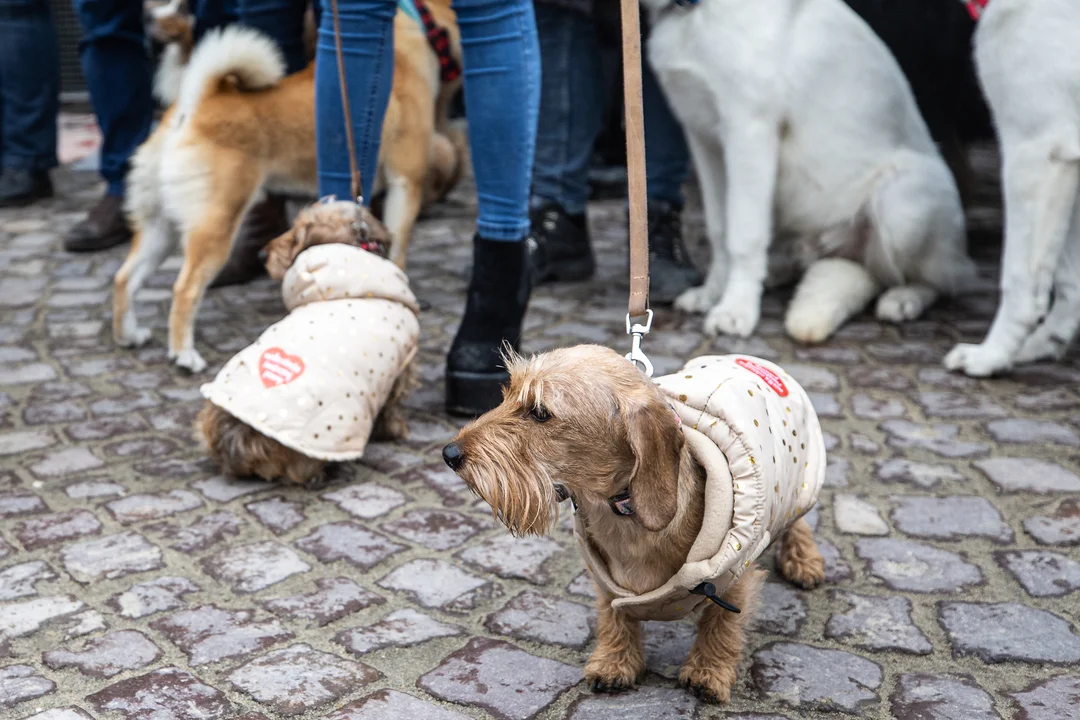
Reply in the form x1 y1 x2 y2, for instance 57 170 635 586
945 0 1080 376
640 0 977 342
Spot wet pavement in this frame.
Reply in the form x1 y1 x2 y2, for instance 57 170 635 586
0 145 1078 719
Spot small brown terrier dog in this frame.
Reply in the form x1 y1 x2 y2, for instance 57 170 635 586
443 345 826 702
198 202 416 485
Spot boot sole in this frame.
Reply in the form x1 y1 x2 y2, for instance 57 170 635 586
445 369 511 417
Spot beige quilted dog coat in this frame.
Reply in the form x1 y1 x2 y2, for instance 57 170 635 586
576 355 826 621
200 244 420 461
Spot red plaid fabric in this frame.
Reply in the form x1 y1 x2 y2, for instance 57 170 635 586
965 0 989 21
411 0 462 83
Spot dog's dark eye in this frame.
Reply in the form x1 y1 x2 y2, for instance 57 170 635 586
529 406 552 423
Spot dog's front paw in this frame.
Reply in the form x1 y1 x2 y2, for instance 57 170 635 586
584 658 641 694
679 664 735 704
170 348 208 373
116 325 153 348
943 343 1011 378
703 299 760 338
674 285 722 315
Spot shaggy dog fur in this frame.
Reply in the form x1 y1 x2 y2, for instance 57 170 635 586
198 202 416 485
443 345 825 702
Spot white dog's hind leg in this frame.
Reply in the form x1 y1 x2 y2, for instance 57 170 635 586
876 284 938 323
113 215 175 348
703 123 778 337
675 131 728 314
785 258 880 344
945 145 1080 377
1016 203 1080 362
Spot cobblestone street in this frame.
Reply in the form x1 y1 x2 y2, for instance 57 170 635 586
1 148 1078 720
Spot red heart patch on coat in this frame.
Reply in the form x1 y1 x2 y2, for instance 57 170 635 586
259 347 306 388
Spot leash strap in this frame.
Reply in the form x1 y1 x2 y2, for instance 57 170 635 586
329 0 364 204
620 0 653 375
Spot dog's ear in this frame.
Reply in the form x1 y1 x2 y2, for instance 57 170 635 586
624 398 682 532
263 228 297 281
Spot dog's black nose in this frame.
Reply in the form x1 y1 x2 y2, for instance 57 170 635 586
442 442 465 471
257 247 269 265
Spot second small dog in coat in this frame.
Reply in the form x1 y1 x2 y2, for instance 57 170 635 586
443 345 826 702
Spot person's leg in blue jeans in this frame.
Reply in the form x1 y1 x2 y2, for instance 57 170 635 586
641 38 701 303
239 0 310 74
0 0 59 207
528 2 601 283
67 0 154 251
314 0 539 414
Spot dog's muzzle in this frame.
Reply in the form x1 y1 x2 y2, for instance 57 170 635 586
442 442 465 471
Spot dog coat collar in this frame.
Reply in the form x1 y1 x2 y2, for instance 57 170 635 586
400 0 462 84
964 0 989 21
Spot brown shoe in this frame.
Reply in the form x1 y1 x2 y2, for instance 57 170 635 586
64 194 132 252
210 194 289 288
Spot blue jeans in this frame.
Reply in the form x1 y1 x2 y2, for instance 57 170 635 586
531 3 688 215
73 0 154 196
238 0 314 74
0 0 60 172
191 0 239 40
314 0 539 240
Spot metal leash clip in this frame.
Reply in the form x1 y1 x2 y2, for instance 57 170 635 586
625 309 654 377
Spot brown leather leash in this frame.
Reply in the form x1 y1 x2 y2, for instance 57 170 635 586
329 0 364 204
620 0 654 376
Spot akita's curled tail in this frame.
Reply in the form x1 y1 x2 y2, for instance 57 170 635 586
176 26 285 120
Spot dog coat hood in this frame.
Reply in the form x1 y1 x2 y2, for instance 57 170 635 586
200 244 420 461
574 355 826 621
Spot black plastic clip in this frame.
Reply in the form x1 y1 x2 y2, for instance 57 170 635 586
690 581 741 614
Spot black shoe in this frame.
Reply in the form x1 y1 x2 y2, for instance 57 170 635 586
647 200 702 305
64 194 131 252
210 194 288 288
446 236 533 417
528 202 596 284
0 169 53 208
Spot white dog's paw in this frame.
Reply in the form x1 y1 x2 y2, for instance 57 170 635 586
875 287 933 324
674 285 722 315
703 299 760 338
170 348 207 373
116 326 152 348
943 343 1012 378
784 304 843 345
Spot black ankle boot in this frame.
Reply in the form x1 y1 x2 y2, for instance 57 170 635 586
647 200 702 305
446 236 533 416
528 202 596 284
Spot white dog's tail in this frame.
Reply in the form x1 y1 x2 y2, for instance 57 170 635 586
176 26 286 121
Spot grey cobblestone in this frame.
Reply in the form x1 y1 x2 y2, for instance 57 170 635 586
1 156 1077 718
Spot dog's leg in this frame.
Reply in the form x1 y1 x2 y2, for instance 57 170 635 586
1016 202 1080 363
168 177 255 372
113 216 175 348
382 170 424 271
675 130 728 314
584 591 645 693
702 122 779 337
371 360 416 441
776 517 825 590
679 567 765 704
875 284 938 324
785 258 880 344
945 146 1080 376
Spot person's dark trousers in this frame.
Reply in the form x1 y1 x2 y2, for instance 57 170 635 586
190 0 239 38
72 0 153 199
0 0 60 206
239 0 313 74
